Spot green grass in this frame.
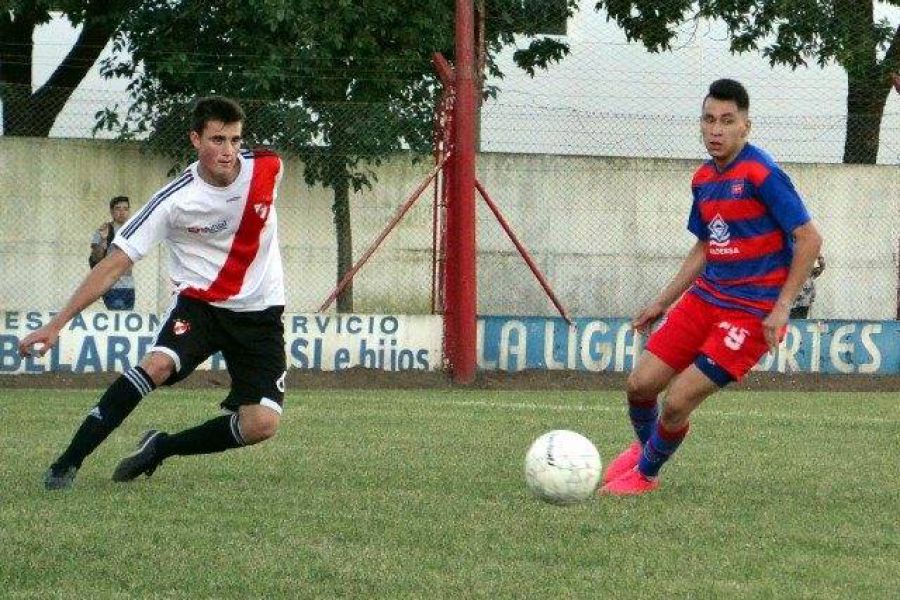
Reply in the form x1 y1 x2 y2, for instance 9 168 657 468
1 388 898 599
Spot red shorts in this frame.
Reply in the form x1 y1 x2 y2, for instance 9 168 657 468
645 292 772 381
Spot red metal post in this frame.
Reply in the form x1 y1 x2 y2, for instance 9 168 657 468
318 158 447 313
431 52 455 317
476 179 572 325
447 0 478 383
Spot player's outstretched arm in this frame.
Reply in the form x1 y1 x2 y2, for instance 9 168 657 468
633 240 706 333
18 248 134 357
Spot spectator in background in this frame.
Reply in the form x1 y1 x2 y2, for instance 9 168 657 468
91 196 136 310
790 254 825 319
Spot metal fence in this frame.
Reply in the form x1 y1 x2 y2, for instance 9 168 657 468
1 3 899 320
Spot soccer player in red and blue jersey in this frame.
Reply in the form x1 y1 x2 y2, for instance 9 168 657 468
600 79 823 496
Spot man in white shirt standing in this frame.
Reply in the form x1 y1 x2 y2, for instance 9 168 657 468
20 96 288 490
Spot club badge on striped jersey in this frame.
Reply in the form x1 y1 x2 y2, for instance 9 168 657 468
708 213 730 246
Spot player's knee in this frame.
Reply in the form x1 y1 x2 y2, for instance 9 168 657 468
139 352 176 386
659 403 690 430
626 371 655 398
238 410 280 444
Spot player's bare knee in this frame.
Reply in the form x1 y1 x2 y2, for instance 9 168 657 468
659 403 690 430
139 352 176 386
626 371 657 398
238 410 280 444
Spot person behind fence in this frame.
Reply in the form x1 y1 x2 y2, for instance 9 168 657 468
790 254 825 319
90 195 136 310
599 78 823 496
19 96 289 491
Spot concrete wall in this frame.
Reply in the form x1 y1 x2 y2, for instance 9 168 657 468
476 153 900 319
1 138 896 319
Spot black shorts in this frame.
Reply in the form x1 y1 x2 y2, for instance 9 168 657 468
152 295 286 413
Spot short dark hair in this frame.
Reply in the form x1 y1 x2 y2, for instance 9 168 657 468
109 195 129 210
190 96 245 134
705 78 750 112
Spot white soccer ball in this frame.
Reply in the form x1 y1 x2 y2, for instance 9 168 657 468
524 430 602 505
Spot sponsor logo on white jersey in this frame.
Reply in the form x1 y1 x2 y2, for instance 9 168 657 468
187 219 228 234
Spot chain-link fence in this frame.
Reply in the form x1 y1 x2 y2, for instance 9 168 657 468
1 2 898 320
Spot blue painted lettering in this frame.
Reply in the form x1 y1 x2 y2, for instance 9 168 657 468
26 311 43 330
76 337 102 372
334 347 351 370
107 336 132 371
0 335 21 371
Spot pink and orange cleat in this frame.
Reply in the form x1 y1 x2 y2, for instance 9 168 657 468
599 467 660 496
602 441 642 484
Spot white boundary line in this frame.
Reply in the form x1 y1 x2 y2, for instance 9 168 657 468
13 389 898 425
413 398 899 426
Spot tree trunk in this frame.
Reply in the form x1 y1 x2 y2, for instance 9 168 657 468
835 0 894 164
842 73 889 164
1 10 118 137
331 163 354 313
3 85 81 137
0 14 36 135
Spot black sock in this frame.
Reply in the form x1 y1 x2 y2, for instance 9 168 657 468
156 414 246 459
55 367 156 469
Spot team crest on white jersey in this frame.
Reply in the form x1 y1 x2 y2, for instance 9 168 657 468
254 203 270 220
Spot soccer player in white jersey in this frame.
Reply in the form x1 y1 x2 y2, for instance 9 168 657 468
19 97 289 490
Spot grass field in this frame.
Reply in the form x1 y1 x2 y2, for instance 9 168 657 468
1 387 898 599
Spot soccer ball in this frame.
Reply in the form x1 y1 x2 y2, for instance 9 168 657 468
524 430 602 505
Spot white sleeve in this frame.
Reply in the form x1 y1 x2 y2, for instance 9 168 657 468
112 191 174 262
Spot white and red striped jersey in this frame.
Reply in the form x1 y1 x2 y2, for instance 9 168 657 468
113 148 285 311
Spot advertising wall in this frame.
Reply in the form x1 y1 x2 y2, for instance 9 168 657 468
2 311 897 375
478 317 898 375
0 311 442 374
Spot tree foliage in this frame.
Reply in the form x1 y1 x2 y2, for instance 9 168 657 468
94 0 578 310
595 0 900 163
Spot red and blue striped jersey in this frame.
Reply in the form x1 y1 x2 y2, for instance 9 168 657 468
686 143 811 316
